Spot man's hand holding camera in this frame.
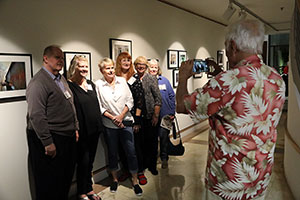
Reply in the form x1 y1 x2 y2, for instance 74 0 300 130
205 59 223 76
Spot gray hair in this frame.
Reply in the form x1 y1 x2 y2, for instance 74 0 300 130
148 58 162 75
225 19 265 54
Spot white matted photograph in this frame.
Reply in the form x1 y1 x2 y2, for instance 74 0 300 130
0 53 32 103
168 50 178 69
109 38 132 62
172 69 179 88
178 50 187 67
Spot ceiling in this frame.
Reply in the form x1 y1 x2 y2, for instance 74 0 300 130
157 0 295 33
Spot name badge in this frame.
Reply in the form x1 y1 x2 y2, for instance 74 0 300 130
87 84 93 91
64 91 72 99
159 84 166 90
127 76 136 85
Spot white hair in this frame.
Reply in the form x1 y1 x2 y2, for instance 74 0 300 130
225 19 265 54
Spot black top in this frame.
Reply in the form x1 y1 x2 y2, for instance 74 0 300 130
127 74 147 123
68 80 103 138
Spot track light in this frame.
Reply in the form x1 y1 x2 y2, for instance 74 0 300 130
238 9 247 20
223 1 236 21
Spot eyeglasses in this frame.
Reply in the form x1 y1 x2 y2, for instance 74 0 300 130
136 63 147 66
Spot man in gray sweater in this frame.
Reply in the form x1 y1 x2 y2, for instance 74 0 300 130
26 45 79 200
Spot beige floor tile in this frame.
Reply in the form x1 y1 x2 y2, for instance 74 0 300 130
90 111 294 200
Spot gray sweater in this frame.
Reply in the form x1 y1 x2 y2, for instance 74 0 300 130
26 68 79 146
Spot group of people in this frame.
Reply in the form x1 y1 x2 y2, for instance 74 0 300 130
26 19 286 200
26 46 175 200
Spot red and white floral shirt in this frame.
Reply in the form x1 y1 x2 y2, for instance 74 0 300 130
184 55 285 200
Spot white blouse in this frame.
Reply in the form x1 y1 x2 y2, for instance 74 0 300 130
95 76 134 129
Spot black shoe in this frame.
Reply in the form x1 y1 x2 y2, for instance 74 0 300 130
110 181 118 193
149 169 158 175
133 184 143 196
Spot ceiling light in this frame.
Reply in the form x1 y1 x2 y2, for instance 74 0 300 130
223 1 237 21
239 9 247 20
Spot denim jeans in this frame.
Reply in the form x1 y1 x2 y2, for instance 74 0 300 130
104 127 138 174
159 126 170 161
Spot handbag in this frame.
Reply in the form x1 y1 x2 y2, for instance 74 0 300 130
167 117 185 156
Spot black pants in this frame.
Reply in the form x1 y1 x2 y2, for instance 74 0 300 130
76 133 99 195
142 118 159 171
27 129 76 200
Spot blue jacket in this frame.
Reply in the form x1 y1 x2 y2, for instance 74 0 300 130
157 75 176 118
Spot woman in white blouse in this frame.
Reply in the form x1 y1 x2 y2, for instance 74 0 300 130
95 58 142 196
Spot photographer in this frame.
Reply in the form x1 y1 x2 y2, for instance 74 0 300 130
176 19 286 200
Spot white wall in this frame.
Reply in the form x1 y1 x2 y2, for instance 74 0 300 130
284 14 300 198
0 0 226 199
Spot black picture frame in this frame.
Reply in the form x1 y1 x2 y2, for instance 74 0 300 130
63 51 92 80
0 53 33 103
226 61 230 71
167 50 178 69
178 50 187 68
109 38 132 62
217 50 224 66
172 69 179 88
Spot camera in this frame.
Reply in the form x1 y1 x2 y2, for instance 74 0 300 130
193 59 210 73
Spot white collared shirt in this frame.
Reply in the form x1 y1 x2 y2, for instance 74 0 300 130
95 76 134 128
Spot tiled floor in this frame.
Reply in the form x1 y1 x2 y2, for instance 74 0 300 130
90 111 294 200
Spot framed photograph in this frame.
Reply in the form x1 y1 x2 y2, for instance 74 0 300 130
226 61 230 71
167 50 178 69
109 38 132 62
0 53 33 103
217 50 224 66
64 51 92 80
172 69 179 88
193 73 203 79
178 50 187 67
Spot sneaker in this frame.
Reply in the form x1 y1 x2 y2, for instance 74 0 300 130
137 173 147 185
162 160 168 169
133 184 143 196
110 181 118 193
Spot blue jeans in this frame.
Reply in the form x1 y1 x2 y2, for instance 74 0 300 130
159 126 170 161
104 127 138 174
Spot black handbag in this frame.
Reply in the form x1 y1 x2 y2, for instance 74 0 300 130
167 117 185 156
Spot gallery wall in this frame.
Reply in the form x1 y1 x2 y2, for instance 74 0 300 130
284 6 300 198
0 0 226 199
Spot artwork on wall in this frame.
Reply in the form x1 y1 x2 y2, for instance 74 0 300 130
178 50 187 67
217 50 224 66
109 38 132 62
64 51 92 80
172 69 179 88
226 61 230 71
167 50 178 69
0 53 33 103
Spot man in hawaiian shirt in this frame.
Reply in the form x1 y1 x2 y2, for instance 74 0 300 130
176 19 286 200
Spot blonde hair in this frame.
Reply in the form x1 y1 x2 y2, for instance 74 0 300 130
67 55 88 79
98 57 114 71
148 58 162 76
115 52 135 81
134 56 149 67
